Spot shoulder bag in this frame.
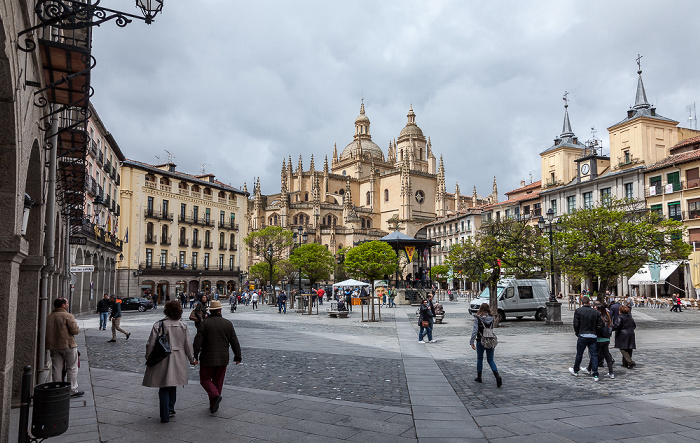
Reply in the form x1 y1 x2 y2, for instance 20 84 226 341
145 320 172 367
479 319 498 349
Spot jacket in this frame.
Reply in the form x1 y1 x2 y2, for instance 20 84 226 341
613 313 636 349
193 313 241 367
419 304 434 324
609 302 621 325
469 314 494 346
142 318 195 387
109 301 122 319
573 305 602 337
45 308 79 350
96 299 111 313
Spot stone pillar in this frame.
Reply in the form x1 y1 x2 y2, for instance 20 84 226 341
546 301 563 325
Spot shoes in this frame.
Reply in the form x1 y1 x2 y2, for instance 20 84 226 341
429 339 437 343
418 340 426 344
592 375 599 382
568 367 579 376
169 410 176 416
126 332 131 341
628 363 636 369
580 368 591 375
210 395 222 413
160 419 169 423
108 339 116 343
70 391 84 397
604 373 615 379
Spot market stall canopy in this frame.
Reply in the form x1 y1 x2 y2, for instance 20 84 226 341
333 279 371 287
628 261 681 285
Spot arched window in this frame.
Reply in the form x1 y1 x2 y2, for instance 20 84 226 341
361 219 366 228
366 218 371 229
193 229 199 242
339 189 345 195
304 192 309 202
384 189 389 202
161 225 168 239
146 222 153 235
419 148 423 160
205 230 211 244
219 232 225 244
269 214 278 226
179 227 186 243
230 234 235 246
366 191 371 206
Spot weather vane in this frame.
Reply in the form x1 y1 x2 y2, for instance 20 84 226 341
636 54 643 72
563 91 569 107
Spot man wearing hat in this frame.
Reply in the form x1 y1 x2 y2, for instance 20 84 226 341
193 300 242 413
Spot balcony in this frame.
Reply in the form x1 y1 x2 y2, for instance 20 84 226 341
219 243 228 250
192 239 201 248
159 183 172 193
203 218 214 227
190 262 198 271
229 244 238 251
89 141 97 156
204 241 213 250
86 175 98 196
144 180 156 189
116 204 120 216
178 187 189 196
105 194 111 208
116 174 121 186
96 150 104 166
203 193 213 201
178 238 189 247
143 209 174 221
617 155 640 168
104 162 111 174
544 178 563 188
110 201 116 213
145 234 157 244
160 235 172 246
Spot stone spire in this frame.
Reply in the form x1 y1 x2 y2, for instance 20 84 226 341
312 173 320 204
280 159 288 192
323 155 329 174
344 178 353 208
243 182 248 194
491 176 499 203
427 137 434 159
332 143 338 164
436 156 446 197
633 57 650 110
297 155 303 174
309 154 315 173
472 185 478 206
561 95 574 137
454 182 461 211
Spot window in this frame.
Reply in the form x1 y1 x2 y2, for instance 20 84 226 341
567 196 576 214
230 233 235 246
384 189 389 202
147 196 154 213
624 183 634 200
650 204 663 217
145 249 153 268
193 206 199 221
583 192 593 209
161 225 168 242
667 171 681 192
366 191 371 206
649 176 662 195
179 227 186 243
162 199 169 214
160 250 167 268
205 230 211 245
600 188 611 203
205 208 211 223
219 232 225 246
192 252 198 268
460 221 464 231
269 214 279 226
533 202 541 216
220 211 225 224
668 202 682 221
688 199 700 219
219 254 224 270
304 192 309 202
504 288 514 299
229 255 234 270
180 203 186 218
193 229 199 242
204 253 210 270
179 251 185 267
518 286 533 299
686 167 700 189
623 150 630 164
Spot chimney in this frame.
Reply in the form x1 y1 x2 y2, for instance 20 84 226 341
520 180 526 187
650 108 656 116
627 109 634 119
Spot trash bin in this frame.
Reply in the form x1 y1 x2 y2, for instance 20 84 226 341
31 381 70 438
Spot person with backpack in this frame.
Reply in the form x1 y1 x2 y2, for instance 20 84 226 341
585 303 615 379
469 303 502 387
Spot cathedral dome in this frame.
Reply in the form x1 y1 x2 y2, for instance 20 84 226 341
340 139 385 161
398 105 425 139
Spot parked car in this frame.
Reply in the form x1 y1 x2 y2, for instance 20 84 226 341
469 278 549 321
120 297 154 312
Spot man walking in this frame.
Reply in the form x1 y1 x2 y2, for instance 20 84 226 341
193 300 241 413
278 291 287 313
108 295 130 342
46 298 83 397
569 297 603 381
96 294 110 330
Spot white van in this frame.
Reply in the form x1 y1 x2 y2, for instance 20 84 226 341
469 278 549 321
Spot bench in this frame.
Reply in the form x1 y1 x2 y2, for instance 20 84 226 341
327 302 349 318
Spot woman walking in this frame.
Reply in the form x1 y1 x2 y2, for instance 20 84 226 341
142 301 198 423
191 294 209 331
586 304 615 378
613 305 636 368
469 303 502 387
418 299 435 343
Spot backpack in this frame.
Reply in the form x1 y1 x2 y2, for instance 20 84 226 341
479 318 498 349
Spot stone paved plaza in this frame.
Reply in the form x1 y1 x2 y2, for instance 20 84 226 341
10 298 700 442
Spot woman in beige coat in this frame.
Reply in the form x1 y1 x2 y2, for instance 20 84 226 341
142 300 197 423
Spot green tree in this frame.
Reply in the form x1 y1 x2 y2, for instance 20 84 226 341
289 243 335 289
244 226 294 302
555 198 691 299
429 264 450 288
249 261 282 286
448 217 547 323
344 241 398 294
334 247 350 283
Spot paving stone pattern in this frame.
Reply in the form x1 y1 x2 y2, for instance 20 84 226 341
86 336 410 407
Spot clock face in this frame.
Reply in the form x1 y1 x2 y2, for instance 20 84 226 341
581 163 590 175
415 190 425 204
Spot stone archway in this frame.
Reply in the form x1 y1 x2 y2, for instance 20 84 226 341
188 280 199 294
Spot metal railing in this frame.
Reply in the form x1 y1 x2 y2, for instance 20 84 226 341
145 234 157 244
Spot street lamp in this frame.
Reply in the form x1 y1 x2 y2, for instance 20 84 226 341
538 208 557 303
266 243 275 305
293 225 308 303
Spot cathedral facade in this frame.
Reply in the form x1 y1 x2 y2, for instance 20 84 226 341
247 102 488 256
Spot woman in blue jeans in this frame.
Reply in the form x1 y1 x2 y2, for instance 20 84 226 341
418 299 435 343
469 303 502 387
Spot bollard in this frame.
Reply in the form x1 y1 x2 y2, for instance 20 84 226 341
18 365 32 443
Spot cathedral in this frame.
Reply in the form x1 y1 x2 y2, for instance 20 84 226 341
247 101 490 255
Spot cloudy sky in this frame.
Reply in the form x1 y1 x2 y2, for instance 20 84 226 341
91 1 700 199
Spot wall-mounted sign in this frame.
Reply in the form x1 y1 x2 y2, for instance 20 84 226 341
70 237 87 245
70 265 95 273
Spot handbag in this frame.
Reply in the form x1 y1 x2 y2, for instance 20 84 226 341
421 320 430 327
145 320 171 367
600 322 613 339
189 309 198 322
479 319 498 349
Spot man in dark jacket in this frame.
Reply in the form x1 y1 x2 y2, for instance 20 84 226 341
193 300 241 413
569 297 603 380
108 296 130 342
609 300 621 324
96 294 111 330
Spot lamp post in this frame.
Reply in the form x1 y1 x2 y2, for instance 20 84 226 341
292 225 308 309
266 243 275 305
538 208 563 325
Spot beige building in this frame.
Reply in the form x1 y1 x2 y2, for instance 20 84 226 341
117 161 249 299
248 102 489 270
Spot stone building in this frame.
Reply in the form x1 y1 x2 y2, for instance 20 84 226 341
68 104 125 314
117 161 249 300
248 102 487 266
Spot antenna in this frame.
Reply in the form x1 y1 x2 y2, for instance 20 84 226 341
200 163 212 175
687 102 697 130
164 149 175 163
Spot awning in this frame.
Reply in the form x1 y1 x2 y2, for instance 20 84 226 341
333 279 370 287
628 262 680 285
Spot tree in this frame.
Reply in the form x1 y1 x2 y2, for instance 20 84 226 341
249 261 282 286
555 198 691 299
429 264 450 288
289 243 335 289
344 241 398 293
334 247 350 283
448 217 547 324
244 226 294 303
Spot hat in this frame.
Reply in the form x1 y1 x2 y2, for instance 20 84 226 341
209 300 223 310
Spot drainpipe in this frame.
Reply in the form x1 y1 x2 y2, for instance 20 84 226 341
65 214 71 309
37 112 59 380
